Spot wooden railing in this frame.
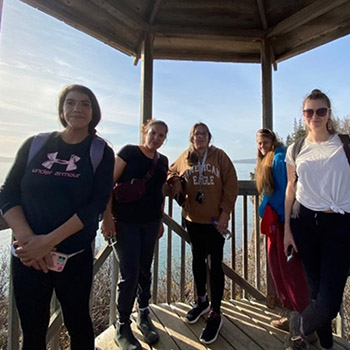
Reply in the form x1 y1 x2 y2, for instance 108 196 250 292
2 180 348 348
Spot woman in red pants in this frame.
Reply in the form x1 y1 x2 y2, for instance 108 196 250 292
256 128 310 332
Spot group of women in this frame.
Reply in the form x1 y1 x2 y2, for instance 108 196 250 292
0 85 349 350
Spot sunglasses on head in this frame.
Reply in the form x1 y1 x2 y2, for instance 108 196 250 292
302 107 330 118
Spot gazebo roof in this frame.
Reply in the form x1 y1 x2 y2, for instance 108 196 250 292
20 0 350 65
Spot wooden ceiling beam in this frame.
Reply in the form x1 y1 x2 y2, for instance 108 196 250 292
153 0 248 10
90 0 149 30
134 0 163 66
275 22 350 63
153 24 264 41
269 0 349 37
256 0 268 30
147 0 163 23
153 50 260 63
20 0 137 56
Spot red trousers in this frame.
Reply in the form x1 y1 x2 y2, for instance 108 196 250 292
261 204 309 313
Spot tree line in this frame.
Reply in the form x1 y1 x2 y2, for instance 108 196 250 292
284 116 350 145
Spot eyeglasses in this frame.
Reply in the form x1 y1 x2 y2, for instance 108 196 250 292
302 107 330 118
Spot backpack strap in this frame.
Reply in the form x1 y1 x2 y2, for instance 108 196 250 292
144 152 159 181
291 137 305 184
338 134 350 167
292 137 305 163
28 132 106 173
90 136 106 173
27 132 54 166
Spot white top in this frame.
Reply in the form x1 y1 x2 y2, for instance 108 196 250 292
286 134 350 213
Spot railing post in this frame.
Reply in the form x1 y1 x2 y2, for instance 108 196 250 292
230 210 236 299
49 294 60 350
254 195 261 291
152 239 159 304
7 255 20 350
109 255 119 326
242 195 248 299
180 216 186 302
166 197 173 304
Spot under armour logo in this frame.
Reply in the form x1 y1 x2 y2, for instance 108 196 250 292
42 152 81 171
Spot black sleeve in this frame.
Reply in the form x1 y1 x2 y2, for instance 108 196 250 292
75 144 115 226
117 144 133 162
0 136 34 215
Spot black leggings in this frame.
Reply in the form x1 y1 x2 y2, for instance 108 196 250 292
186 220 225 313
291 201 350 349
12 247 94 350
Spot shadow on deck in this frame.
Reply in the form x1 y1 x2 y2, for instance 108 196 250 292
96 299 350 350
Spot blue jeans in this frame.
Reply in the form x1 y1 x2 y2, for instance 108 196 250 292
291 201 350 348
115 219 160 323
12 247 94 350
185 220 225 313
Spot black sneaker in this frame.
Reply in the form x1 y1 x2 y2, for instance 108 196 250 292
115 321 142 350
284 312 309 350
199 310 223 344
137 308 160 345
185 297 210 324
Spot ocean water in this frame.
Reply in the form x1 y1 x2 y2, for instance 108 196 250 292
0 161 256 270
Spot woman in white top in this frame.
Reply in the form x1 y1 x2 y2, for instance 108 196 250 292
284 89 350 350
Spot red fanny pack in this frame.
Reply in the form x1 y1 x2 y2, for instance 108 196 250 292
113 152 158 204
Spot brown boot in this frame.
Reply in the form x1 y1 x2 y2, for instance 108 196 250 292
271 316 289 331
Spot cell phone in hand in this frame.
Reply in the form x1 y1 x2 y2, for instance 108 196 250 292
286 246 294 263
48 251 69 272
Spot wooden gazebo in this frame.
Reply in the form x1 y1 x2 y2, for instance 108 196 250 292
3 1 350 349
17 0 350 130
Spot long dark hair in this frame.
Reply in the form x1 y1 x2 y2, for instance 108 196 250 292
58 84 101 135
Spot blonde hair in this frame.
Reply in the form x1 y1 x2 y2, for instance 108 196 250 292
255 129 279 196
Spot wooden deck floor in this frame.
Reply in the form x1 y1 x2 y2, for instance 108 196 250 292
96 299 350 350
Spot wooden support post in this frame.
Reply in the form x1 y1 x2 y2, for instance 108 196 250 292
166 197 173 304
140 31 154 142
7 259 20 350
261 38 273 129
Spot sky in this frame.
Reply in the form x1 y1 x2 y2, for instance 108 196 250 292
0 0 350 167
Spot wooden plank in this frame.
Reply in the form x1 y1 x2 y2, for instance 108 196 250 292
95 325 118 350
238 300 323 350
153 239 159 303
151 303 207 350
153 24 265 42
171 303 233 350
140 31 154 130
93 243 112 276
260 39 273 130
148 307 181 350
269 0 349 37
256 0 268 30
221 301 283 350
0 214 8 230
90 0 149 29
21 0 138 56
